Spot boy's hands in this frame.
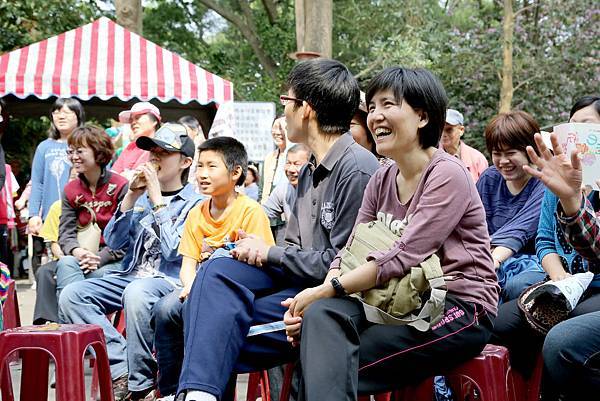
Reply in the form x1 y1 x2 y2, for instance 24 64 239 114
231 230 270 267
179 282 193 301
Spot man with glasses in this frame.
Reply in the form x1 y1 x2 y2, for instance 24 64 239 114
175 59 380 401
58 124 203 401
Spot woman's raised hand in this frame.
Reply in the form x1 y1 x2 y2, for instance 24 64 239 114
523 133 583 215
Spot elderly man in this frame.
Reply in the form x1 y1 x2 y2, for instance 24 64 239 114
441 108 488 182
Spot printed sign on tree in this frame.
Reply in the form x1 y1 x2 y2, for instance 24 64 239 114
554 123 600 187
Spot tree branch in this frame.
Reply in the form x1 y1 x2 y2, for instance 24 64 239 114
195 0 278 79
515 3 536 16
261 0 278 25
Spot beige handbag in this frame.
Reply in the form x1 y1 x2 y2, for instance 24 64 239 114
339 218 447 331
76 205 102 254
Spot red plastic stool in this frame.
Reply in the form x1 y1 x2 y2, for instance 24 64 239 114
393 344 515 401
91 311 127 401
509 352 543 401
444 344 515 401
246 370 271 401
0 324 114 401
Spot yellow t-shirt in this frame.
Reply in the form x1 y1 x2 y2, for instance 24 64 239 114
179 194 275 262
39 200 61 243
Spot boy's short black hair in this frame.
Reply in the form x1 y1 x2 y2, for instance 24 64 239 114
366 67 448 149
286 59 360 135
198 136 248 186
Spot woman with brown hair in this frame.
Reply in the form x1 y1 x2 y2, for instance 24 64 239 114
476 110 546 301
54 125 129 295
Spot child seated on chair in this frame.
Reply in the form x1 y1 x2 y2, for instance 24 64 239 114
152 136 274 398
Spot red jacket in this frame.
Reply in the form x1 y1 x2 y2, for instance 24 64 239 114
59 169 128 263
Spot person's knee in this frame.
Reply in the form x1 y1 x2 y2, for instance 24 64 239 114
302 298 338 325
122 280 149 314
543 322 579 379
58 281 86 313
152 293 182 328
35 262 56 281
56 255 79 271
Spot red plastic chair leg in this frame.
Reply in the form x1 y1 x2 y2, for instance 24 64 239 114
246 372 261 401
279 363 295 401
1 360 15 401
259 370 271 401
20 349 50 401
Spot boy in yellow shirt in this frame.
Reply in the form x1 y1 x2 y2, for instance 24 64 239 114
153 136 274 397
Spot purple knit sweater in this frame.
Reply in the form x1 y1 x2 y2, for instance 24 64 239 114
331 149 500 315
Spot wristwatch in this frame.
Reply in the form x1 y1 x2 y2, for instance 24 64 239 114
330 277 347 297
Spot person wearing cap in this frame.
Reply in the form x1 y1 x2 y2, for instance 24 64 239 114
112 101 162 177
441 108 488 182
58 123 203 401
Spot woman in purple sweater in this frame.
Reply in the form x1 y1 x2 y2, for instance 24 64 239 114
283 67 499 401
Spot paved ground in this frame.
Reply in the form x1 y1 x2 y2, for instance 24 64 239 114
5 278 250 400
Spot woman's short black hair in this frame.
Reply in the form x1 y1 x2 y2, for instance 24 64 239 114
48 97 85 139
366 67 448 149
286 59 360 135
570 95 600 119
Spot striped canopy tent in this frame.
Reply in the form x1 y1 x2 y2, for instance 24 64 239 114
0 17 233 131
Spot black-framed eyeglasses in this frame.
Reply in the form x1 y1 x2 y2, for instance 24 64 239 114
279 95 305 106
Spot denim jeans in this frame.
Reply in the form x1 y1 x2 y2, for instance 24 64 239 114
543 311 600 400
178 257 301 400
55 255 119 295
152 290 184 396
58 274 176 391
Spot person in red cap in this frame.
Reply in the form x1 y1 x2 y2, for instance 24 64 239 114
112 102 161 178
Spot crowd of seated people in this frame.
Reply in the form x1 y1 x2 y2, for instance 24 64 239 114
17 59 599 401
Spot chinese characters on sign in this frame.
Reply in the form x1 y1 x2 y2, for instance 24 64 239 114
208 101 276 162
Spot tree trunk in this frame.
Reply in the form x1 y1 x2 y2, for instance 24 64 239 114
115 0 143 34
499 0 514 113
295 0 332 58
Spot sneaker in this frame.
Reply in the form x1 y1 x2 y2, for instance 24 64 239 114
156 395 175 401
112 374 129 401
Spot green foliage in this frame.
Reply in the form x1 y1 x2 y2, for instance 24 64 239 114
0 0 101 52
1 0 598 176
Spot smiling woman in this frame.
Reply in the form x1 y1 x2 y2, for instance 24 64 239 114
53 126 129 296
476 111 546 302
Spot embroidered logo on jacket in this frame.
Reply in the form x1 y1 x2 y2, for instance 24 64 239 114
320 202 335 230
106 183 117 196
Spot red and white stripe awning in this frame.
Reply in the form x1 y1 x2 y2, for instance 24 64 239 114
0 17 233 105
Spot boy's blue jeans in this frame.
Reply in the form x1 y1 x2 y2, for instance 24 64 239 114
175 257 302 400
58 274 176 391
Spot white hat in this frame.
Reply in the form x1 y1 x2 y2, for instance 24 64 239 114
118 102 161 124
446 109 464 126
